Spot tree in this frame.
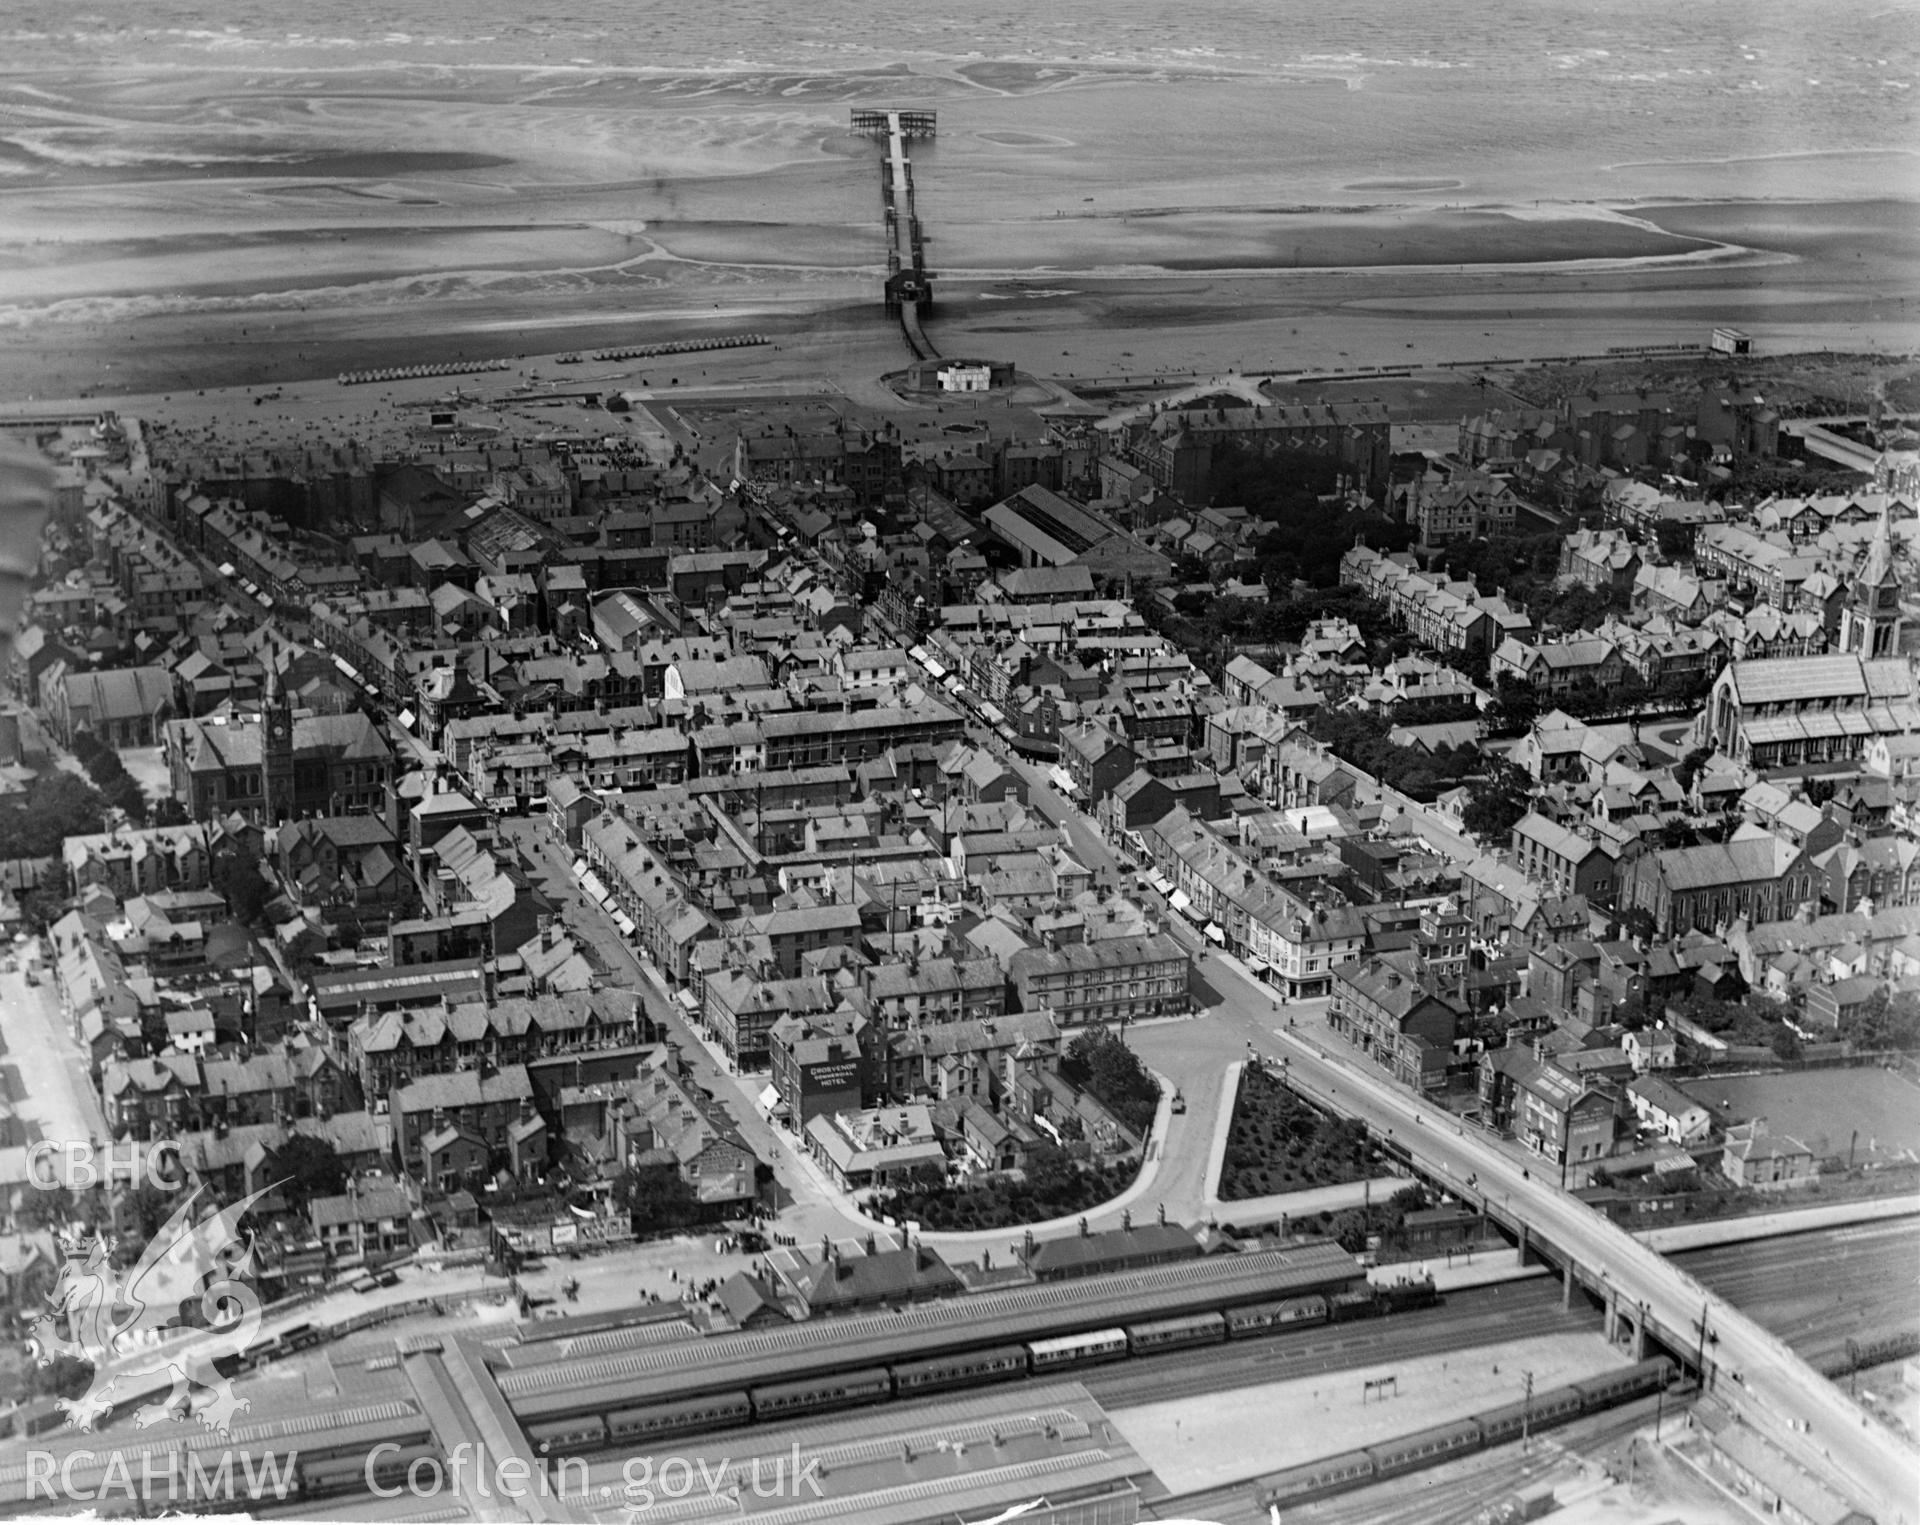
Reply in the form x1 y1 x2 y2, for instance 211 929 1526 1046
1839 989 1920 1053
1490 676 1539 737
1673 745 1713 796
211 849 272 928
0 770 108 860
272 1135 346 1213
1060 1026 1161 1137
612 1164 701 1234
1654 520 1697 562
15 1185 111 1234
30 1354 94 1401
19 884 69 932
115 1182 182 1252
1461 759 1531 844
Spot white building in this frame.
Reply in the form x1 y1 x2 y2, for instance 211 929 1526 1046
938 364 993 394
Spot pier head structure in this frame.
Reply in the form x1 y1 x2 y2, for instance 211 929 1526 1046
852 107 938 358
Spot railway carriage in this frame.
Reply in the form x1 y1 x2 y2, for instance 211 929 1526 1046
1125 1312 1227 1354
1027 1328 1129 1371
527 1414 610 1456
1224 1295 1329 1338
749 1367 893 1420
1571 1358 1674 1411
1366 1417 1484 1481
892 1345 1029 1397
608 1393 753 1446
1255 1448 1379 1507
302 1443 439 1500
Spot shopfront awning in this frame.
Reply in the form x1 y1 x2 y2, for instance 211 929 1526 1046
1205 922 1227 945
677 989 700 1014
611 910 637 937
571 858 588 880
579 871 612 905
1149 872 1175 896
1168 889 1193 914
1245 956 1269 972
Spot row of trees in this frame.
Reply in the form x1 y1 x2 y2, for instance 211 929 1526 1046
1207 441 1414 590
0 768 106 861
70 730 167 828
1305 707 1487 804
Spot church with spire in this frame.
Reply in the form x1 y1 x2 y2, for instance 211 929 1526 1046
1838 500 1906 659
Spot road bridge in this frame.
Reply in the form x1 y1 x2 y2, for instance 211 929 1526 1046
1252 1034 1918 1524
851 107 937 359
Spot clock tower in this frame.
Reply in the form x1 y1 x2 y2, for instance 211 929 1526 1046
1838 501 1904 659
261 671 295 824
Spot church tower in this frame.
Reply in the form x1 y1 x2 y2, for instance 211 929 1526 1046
1838 502 1905 659
260 669 295 824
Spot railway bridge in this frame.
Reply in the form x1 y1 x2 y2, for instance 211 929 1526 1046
851 107 938 360
1292 1075 1919 1525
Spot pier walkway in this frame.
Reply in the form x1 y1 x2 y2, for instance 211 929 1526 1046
852 107 937 359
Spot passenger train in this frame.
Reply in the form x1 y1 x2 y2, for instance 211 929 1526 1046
1254 1357 1677 1509
526 1282 1436 1458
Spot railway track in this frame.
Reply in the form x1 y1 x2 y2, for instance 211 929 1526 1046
1086 1289 1595 1409
1152 1389 1678 1525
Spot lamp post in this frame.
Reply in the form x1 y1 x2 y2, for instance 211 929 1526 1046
1693 1302 1717 1390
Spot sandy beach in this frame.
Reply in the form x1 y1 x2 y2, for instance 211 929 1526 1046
1 21 1914 402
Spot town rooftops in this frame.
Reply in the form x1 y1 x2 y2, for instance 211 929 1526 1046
1649 829 1804 891
308 1184 412 1229
1023 1223 1201 1277
783 1241 964 1311
1006 931 1185 979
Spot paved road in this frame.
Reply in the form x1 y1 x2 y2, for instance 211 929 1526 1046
0 950 108 1154
498 820 877 1249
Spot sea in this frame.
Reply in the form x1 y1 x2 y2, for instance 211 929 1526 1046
0 0 1914 346
3 0 1915 191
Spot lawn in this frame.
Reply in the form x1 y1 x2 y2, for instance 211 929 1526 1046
1218 1063 1370 1201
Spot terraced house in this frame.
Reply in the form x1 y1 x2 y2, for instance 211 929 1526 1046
1007 932 1190 1028
1490 636 1623 696
346 990 642 1100
1329 951 1462 1093
63 824 210 900
1509 812 1617 904
843 955 1008 1031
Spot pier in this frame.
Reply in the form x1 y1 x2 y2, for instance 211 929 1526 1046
851 107 938 359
